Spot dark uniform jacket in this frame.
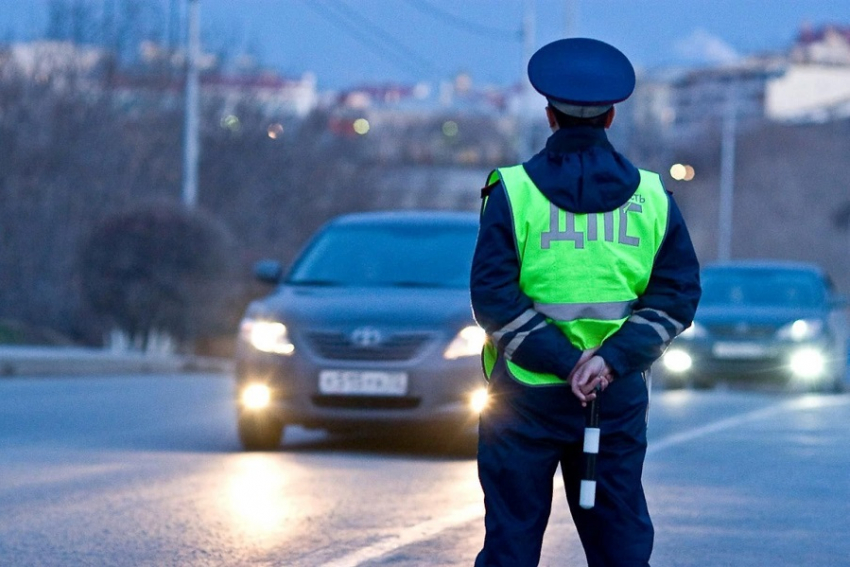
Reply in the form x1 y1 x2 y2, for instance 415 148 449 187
471 126 701 381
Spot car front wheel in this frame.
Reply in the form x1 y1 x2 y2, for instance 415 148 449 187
689 374 715 390
238 414 285 451
825 367 847 394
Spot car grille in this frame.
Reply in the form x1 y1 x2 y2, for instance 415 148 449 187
304 332 431 361
706 323 777 340
312 395 421 410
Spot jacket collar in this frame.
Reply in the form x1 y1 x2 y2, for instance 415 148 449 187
544 126 613 155
521 125 640 214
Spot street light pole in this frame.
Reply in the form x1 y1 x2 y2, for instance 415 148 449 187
564 0 577 37
717 85 737 261
516 0 536 159
182 0 200 208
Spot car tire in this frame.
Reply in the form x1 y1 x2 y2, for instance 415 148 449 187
650 367 685 391
428 423 479 457
689 375 715 390
662 377 687 390
238 414 285 451
817 348 848 393
826 369 847 394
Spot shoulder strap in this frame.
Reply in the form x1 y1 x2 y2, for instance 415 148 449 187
480 181 499 200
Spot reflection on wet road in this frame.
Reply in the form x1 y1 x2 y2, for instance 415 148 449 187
1 374 849 566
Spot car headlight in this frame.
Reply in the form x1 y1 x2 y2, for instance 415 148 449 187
444 325 487 360
788 347 826 379
776 319 824 342
240 318 295 355
469 387 489 413
679 321 707 340
240 383 272 409
662 348 693 373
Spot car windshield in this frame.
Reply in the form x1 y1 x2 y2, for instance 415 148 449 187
287 221 477 288
700 268 825 308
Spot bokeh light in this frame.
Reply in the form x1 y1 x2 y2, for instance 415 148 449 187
353 118 370 135
267 123 284 139
221 114 241 132
670 163 695 181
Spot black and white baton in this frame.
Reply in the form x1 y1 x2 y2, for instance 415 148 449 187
579 387 601 509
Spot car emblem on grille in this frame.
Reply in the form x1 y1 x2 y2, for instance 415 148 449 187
734 322 750 335
350 327 383 347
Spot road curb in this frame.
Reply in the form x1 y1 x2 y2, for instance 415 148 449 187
0 347 234 377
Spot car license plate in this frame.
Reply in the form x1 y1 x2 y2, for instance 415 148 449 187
712 342 769 359
318 370 408 396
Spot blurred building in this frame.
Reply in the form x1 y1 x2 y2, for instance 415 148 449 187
328 73 516 166
0 41 109 87
632 24 850 140
672 59 784 135
106 69 318 118
790 24 850 65
766 25 850 123
202 72 318 117
633 57 785 142
333 73 508 116
766 64 850 122
1 40 318 118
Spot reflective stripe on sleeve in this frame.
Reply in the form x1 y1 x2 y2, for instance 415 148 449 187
628 308 685 343
534 300 634 322
491 308 538 343
629 314 672 343
504 321 548 358
638 308 686 335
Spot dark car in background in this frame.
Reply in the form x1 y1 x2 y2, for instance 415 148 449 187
234 211 487 450
657 260 849 392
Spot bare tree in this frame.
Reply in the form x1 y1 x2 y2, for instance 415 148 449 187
77 201 236 351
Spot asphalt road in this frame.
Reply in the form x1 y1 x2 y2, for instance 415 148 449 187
1 374 849 566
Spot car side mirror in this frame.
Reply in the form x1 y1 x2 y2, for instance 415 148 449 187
253 259 283 285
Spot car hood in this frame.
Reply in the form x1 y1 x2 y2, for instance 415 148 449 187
245 285 476 330
695 304 827 326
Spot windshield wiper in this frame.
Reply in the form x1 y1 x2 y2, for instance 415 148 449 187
388 281 450 288
286 279 342 286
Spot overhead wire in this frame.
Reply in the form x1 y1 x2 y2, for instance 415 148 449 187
300 0 442 78
325 0 443 75
302 0 412 73
400 0 522 41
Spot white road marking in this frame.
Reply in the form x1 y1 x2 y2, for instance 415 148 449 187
647 394 848 455
324 394 849 567
322 502 485 567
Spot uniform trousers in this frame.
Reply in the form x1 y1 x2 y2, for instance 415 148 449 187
475 358 653 567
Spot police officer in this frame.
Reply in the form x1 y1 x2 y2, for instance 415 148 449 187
471 38 701 566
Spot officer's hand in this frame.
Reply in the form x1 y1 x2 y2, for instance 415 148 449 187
573 346 599 369
566 347 599 384
567 347 602 380
570 355 612 407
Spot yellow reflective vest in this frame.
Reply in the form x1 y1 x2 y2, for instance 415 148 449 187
482 165 669 386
